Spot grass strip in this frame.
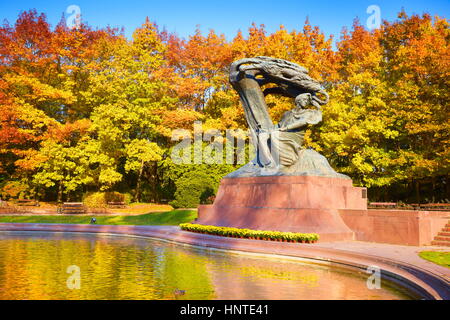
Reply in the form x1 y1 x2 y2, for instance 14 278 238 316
0 210 197 226
418 251 450 269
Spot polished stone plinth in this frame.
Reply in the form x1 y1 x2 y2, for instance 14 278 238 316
340 209 450 246
197 176 367 241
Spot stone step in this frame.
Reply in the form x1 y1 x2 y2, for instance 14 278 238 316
431 220 450 246
434 236 450 242
431 240 450 247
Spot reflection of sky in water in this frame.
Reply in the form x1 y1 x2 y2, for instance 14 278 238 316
0 232 416 300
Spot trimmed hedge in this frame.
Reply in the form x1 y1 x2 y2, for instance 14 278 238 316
179 223 319 243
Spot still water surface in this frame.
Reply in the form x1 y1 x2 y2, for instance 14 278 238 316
0 231 416 300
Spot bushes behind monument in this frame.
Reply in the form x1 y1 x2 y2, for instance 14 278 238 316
170 171 218 208
83 192 131 208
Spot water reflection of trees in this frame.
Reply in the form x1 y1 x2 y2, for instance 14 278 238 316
0 235 214 299
0 234 410 300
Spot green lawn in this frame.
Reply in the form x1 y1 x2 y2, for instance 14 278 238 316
0 210 197 226
418 251 450 269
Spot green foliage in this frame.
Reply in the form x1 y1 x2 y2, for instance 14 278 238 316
179 223 319 243
33 139 94 197
170 171 218 208
160 152 236 202
124 139 163 172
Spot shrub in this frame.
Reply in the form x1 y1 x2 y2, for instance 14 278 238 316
83 192 106 208
123 193 133 205
1 180 33 200
104 191 125 203
170 171 217 208
83 191 127 208
204 195 215 204
179 223 319 243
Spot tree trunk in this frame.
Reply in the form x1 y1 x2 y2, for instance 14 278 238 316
135 160 144 203
431 177 436 203
415 180 420 204
57 181 63 204
154 162 160 203
446 176 450 201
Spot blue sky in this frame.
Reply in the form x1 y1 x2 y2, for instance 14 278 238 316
0 0 448 42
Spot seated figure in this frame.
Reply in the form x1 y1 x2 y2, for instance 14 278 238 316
257 93 322 168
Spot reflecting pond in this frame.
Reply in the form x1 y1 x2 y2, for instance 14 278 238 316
0 232 416 300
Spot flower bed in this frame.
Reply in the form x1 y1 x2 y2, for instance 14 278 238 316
179 223 319 243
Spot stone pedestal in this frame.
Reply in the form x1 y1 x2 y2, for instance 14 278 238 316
197 176 367 242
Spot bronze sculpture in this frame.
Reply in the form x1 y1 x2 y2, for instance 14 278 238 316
227 56 347 179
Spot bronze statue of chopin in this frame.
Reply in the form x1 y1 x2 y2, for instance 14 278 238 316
227 56 347 179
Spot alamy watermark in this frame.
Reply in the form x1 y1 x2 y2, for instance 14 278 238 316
66 5 81 30
366 265 381 289
366 5 381 30
66 265 81 289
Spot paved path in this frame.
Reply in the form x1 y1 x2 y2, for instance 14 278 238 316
314 241 449 280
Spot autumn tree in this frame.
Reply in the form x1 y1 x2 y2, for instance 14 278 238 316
0 9 447 203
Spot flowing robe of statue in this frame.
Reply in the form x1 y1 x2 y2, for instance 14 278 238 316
227 56 348 179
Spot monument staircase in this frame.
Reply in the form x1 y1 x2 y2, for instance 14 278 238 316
431 221 450 246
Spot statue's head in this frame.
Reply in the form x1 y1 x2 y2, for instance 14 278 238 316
294 93 311 109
